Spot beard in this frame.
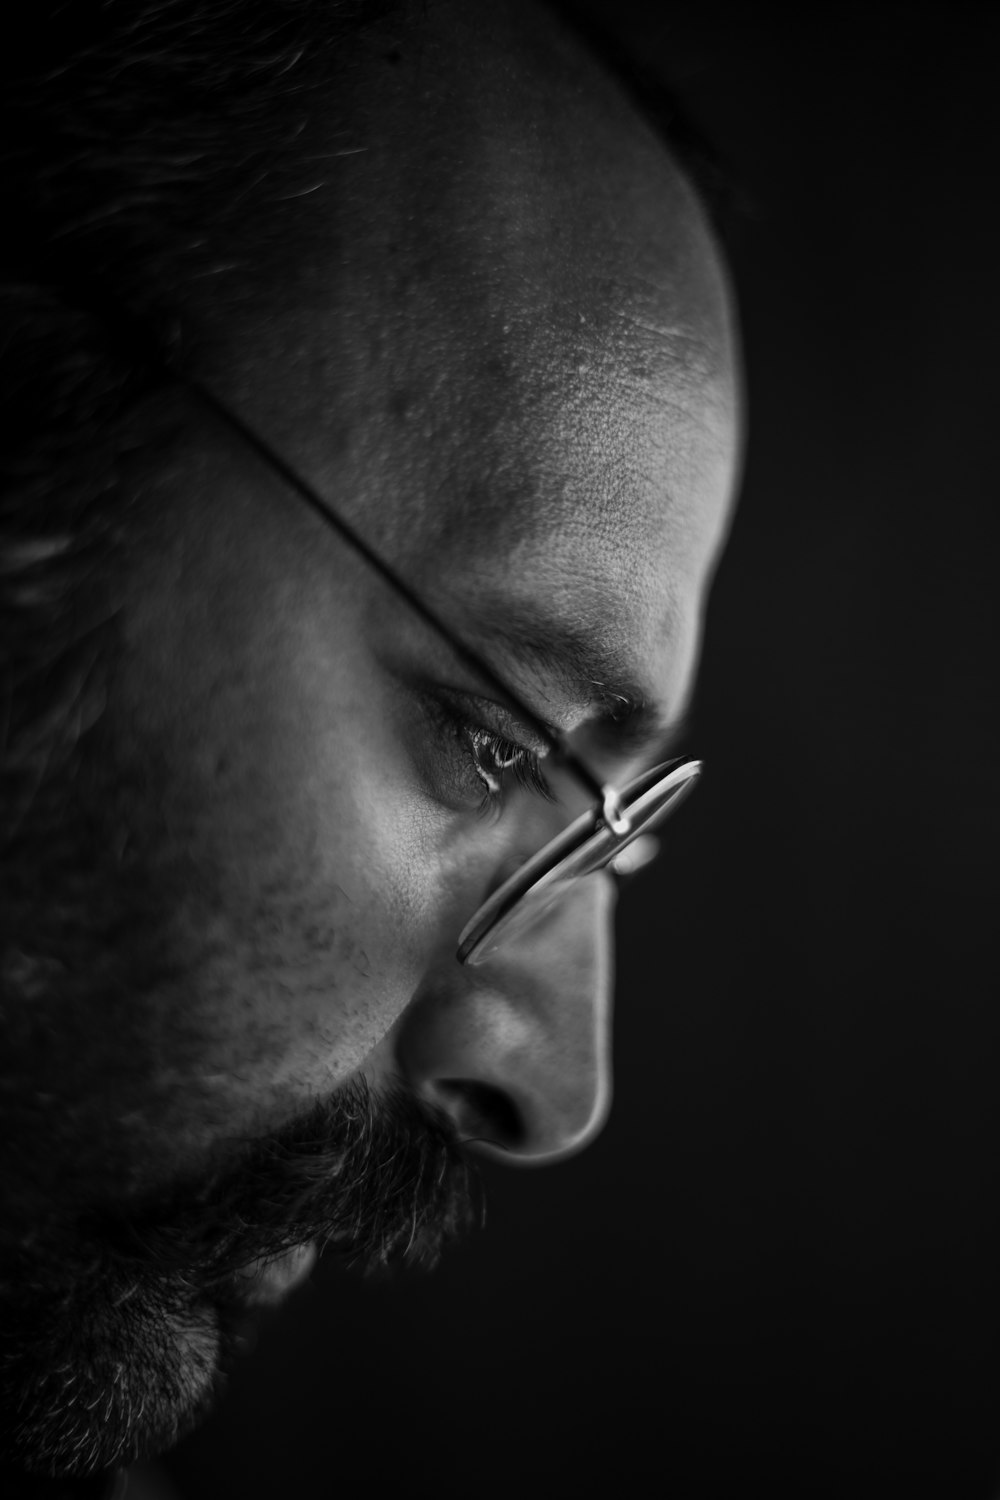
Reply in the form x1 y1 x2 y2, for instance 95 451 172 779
0 1076 477 1481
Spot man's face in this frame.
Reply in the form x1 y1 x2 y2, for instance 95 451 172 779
48 5 742 1198
109 236 738 1180
1 0 741 1477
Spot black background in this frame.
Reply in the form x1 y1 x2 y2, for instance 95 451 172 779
159 3 1000 1496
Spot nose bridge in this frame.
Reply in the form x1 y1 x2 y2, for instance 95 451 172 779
394 872 616 1166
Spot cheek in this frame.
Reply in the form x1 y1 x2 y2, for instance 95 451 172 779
114 534 465 1139
133 697 456 1133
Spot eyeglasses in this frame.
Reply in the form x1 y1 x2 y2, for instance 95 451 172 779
166 368 702 965
457 757 700 963
8 269 704 962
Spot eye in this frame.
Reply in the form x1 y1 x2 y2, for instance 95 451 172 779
420 693 554 815
465 726 552 810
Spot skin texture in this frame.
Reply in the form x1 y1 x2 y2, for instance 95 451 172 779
0 0 742 1476
120 0 739 1159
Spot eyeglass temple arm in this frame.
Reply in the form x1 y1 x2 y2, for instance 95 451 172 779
12 262 630 832
171 371 633 833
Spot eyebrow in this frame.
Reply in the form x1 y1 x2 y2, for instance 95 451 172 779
461 599 692 765
180 370 690 773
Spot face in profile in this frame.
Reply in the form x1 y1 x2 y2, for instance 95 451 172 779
0 0 742 1481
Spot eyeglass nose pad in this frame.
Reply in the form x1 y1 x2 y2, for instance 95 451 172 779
609 832 660 877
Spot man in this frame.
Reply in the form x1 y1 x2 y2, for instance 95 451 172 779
0 0 742 1490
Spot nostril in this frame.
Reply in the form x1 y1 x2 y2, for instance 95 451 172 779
436 1079 525 1152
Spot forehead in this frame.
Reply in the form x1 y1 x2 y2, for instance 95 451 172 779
217 0 741 720
339 278 735 747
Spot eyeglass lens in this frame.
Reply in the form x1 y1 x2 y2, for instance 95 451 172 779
458 758 701 965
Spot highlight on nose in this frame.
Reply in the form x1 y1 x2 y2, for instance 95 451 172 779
396 876 616 1167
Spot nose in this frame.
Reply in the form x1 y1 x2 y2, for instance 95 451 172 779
393 874 615 1166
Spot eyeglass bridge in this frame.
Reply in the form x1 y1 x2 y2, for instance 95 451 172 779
600 786 630 837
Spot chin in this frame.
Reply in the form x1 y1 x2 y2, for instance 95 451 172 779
1 1266 230 1479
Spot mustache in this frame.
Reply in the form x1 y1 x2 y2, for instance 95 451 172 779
100 1075 480 1287
1 1077 479 1481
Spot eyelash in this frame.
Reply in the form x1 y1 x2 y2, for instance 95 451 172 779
464 724 554 815
428 696 554 816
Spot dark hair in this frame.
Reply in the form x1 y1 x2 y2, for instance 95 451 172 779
0 1 404 825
